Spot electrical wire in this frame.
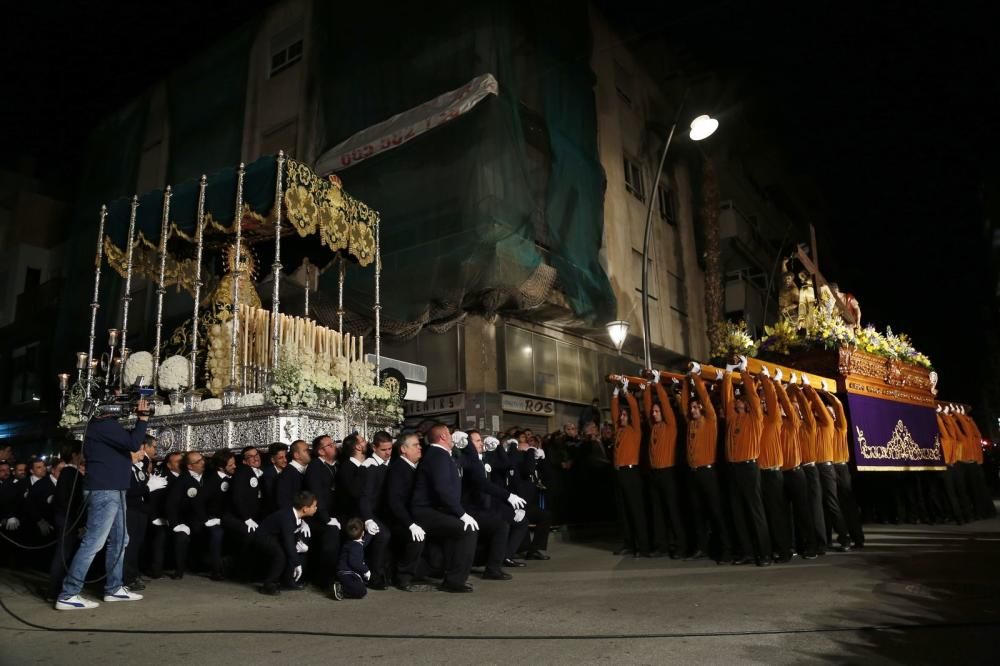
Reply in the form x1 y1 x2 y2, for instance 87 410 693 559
0 592 997 640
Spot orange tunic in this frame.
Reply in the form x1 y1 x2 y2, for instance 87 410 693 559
806 386 836 463
611 391 641 467
724 372 763 463
643 381 678 469
758 377 783 469
777 383 801 470
956 414 984 464
829 394 850 464
936 414 958 465
793 385 818 464
682 374 717 468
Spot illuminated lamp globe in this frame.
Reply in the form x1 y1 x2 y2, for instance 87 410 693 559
606 320 630 353
689 114 719 141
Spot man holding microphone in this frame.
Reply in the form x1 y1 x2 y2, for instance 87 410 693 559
55 398 150 610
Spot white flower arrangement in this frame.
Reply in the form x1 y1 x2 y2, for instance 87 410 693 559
350 360 375 388
158 355 190 392
359 384 392 401
197 398 223 412
123 351 154 386
206 322 232 396
269 346 319 408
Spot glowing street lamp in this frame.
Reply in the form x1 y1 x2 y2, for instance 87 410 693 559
606 320 630 354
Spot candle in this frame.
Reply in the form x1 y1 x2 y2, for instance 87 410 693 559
76 352 88 370
107 328 120 347
58 373 70 391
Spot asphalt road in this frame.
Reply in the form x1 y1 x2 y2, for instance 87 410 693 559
2 515 999 665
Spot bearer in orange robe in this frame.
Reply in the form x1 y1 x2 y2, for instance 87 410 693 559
610 379 649 557
643 371 685 558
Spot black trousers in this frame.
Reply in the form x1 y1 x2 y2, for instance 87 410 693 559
249 537 291 585
148 523 169 577
469 509 509 572
942 466 969 523
615 468 649 554
304 518 341 587
760 468 791 559
649 467 687 555
834 463 864 546
390 521 425 585
818 463 850 547
728 461 771 560
364 518 391 579
521 504 551 553
412 507 477 587
782 467 816 556
961 462 995 519
336 570 367 598
123 505 148 584
802 464 828 553
173 525 205 574
689 466 732 559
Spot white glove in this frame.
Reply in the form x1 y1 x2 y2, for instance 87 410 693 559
408 523 426 542
484 436 500 452
802 374 812 387
244 518 258 533
173 524 191 536
514 508 526 523
460 513 480 532
292 565 302 582
363 571 371 581
147 475 168 492
204 518 221 527
507 493 526 510
943 405 952 414
295 540 309 553
774 368 783 382
650 369 661 384
37 519 52 537
671 377 680 385
612 386 620 397
760 365 770 378
534 448 545 460
364 519 380 535
296 521 311 539
737 355 748 372
790 372 798 384
820 379 829 392
327 517 341 529
451 431 469 449
690 362 702 376
152 518 166 526
936 404 942 413
4 517 19 530
621 378 629 392
505 438 518 450
715 369 724 381
725 362 738 373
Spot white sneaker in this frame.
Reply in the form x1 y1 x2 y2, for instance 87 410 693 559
103 586 143 602
55 595 100 610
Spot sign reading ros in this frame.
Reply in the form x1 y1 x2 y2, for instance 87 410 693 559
501 394 555 416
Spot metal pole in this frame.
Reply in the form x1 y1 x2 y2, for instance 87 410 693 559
271 151 285 371
304 261 310 319
119 195 140 387
152 186 172 391
85 205 107 397
337 256 345 334
229 163 246 387
374 216 381 382
640 93 687 370
190 176 207 389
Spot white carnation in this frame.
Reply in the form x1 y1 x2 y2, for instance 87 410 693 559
158 355 190 391
123 351 154 387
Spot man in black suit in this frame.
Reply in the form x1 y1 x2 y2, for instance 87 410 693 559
224 446 263 559
202 450 235 580
386 432 426 591
148 451 181 579
275 440 310 511
358 431 394 590
165 451 208 579
48 442 86 599
510 437 553 560
260 442 288 517
249 490 317 595
23 458 55 548
304 435 341 592
411 423 480 593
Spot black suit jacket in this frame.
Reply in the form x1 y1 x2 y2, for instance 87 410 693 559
166 472 207 528
202 471 231 520
335 459 365 520
386 456 417 527
23 476 55 524
304 458 337 524
252 507 302 568
260 464 282 515
412 445 464 517
228 465 262 522
460 448 509 513
53 466 86 527
275 464 305 511
359 459 389 521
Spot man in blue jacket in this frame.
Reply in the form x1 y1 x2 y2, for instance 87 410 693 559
55 398 150 610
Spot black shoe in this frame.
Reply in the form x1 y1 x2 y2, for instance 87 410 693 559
438 582 474 593
802 552 818 560
503 558 527 568
282 581 306 591
732 557 753 566
683 550 706 561
756 557 773 567
126 578 146 591
331 582 343 600
367 574 389 590
260 583 280 596
525 551 551 561
396 583 414 592
834 544 852 553
613 547 633 556
774 554 792 564
482 570 513 580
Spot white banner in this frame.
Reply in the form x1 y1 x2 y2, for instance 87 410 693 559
315 73 499 174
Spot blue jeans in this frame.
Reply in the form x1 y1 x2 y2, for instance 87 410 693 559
59 490 129 598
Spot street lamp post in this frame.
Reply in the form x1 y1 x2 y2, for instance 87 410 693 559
640 108 718 369
606 320 630 354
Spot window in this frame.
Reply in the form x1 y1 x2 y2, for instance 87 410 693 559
658 183 678 226
668 271 687 315
614 61 634 108
623 155 644 202
269 22 304 77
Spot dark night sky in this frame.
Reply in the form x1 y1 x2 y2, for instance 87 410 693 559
2 1 997 404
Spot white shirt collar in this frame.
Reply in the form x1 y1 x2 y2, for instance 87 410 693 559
368 455 387 466
170 470 180 477
348 457 362 467
402 457 418 469
431 443 450 454
30 475 42 485
290 460 307 474
190 471 202 482
217 469 228 479
49 474 58 485
133 462 144 470
292 507 303 526
252 467 263 477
